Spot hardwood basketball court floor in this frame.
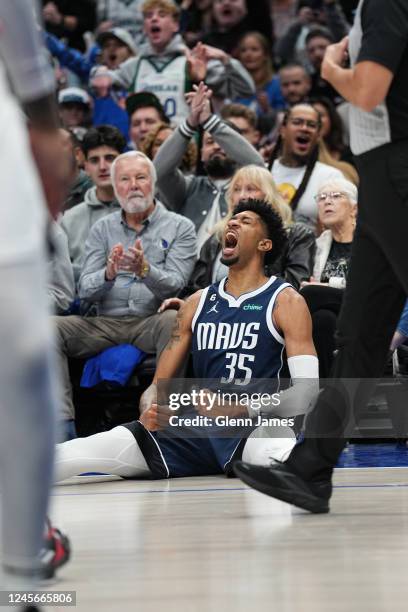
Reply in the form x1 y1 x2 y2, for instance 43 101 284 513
45 443 408 612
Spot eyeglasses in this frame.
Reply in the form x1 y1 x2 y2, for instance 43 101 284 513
314 191 347 204
288 118 319 130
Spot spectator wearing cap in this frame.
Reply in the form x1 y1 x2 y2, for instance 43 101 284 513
126 92 169 150
58 88 92 129
42 0 96 52
92 28 140 138
45 26 137 83
92 0 255 125
60 126 127 284
45 27 137 138
154 82 264 250
96 28 138 68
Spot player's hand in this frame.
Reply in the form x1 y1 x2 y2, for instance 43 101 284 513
106 243 124 280
321 36 349 79
139 404 172 431
139 383 157 415
158 298 185 313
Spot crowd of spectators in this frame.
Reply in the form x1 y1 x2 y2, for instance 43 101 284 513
38 0 384 440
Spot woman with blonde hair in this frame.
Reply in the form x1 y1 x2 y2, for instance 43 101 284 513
159 165 315 313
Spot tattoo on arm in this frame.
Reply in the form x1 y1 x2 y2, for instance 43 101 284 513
166 309 183 350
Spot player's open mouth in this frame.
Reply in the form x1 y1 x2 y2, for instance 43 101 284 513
223 231 238 257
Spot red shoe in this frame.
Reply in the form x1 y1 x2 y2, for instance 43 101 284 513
3 519 71 582
40 518 71 579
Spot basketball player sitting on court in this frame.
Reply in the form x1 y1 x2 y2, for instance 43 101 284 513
55 199 319 482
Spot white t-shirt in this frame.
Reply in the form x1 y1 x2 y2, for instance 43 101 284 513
271 159 344 229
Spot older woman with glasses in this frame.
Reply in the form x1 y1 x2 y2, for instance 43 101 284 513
300 177 358 377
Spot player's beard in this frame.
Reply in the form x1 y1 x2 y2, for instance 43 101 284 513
220 254 239 266
120 190 152 213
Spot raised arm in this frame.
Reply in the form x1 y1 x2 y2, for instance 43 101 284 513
153 123 193 212
321 1 408 112
186 82 263 167
201 114 265 167
90 56 139 90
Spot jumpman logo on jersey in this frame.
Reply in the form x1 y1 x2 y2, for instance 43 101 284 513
206 301 219 314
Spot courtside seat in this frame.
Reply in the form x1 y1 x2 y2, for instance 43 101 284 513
69 354 156 437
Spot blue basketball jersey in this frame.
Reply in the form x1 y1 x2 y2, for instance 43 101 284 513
125 275 292 480
191 276 291 383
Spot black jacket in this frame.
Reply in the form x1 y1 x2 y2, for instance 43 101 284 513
181 222 315 297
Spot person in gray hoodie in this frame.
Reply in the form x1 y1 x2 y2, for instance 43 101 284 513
91 0 255 125
60 125 127 285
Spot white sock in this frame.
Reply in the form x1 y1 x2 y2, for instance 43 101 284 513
54 426 152 482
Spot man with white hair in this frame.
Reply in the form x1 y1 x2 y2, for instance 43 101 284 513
53 151 197 439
